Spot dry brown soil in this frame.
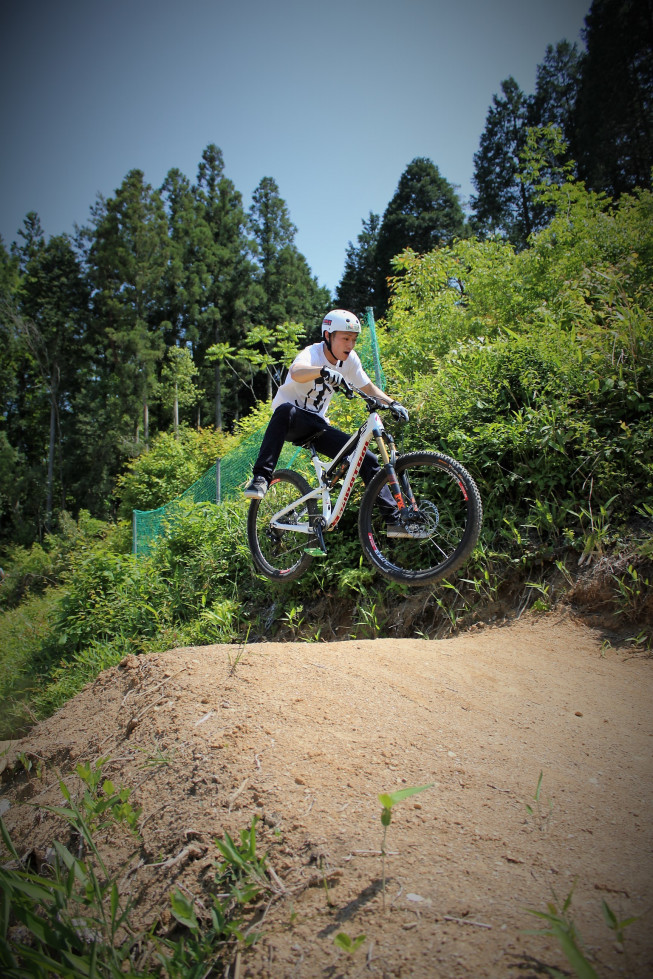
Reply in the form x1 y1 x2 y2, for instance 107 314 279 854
1 613 652 978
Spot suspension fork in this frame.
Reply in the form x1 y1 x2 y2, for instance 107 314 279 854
374 429 407 512
374 429 418 513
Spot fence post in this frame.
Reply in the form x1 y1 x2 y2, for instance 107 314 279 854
365 306 384 389
132 512 137 555
216 458 221 504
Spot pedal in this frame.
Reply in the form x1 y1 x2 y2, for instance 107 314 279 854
305 518 327 556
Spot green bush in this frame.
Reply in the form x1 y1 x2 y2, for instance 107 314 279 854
151 498 254 621
114 426 232 518
0 511 113 611
0 593 57 738
375 172 653 563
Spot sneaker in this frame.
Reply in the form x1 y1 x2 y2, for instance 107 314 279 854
243 476 268 499
386 520 431 539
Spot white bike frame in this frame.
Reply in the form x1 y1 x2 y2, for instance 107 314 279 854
269 408 391 535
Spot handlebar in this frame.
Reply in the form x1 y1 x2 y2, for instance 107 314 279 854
341 381 408 422
317 368 408 422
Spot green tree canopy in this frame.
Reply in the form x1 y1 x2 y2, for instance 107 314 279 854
10 233 89 533
574 0 653 196
87 169 170 445
471 77 542 247
375 158 466 314
248 176 330 399
193 144 257 428
158 345 199 434
531 40 583 143
335 212 380 316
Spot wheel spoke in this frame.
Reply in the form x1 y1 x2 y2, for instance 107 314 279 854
247 470 317 582
359 452 482 585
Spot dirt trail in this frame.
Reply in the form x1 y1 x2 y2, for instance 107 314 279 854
1 613 652 978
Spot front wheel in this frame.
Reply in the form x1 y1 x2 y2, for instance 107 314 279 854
247 469 318 582
358 451 483 586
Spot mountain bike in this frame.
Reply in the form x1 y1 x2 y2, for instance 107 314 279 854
246 381 483 586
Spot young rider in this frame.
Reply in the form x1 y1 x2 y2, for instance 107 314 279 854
243 309 411 534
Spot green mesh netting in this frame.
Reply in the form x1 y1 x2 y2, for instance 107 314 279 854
359 306 386 389
133 307 385 554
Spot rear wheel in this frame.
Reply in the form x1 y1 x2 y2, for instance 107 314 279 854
247 469 318 582
358 451 483 585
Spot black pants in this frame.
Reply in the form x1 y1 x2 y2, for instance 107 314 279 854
253 403 396 516
253 403 380 481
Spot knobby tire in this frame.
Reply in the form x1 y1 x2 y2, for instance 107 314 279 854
358 451 483 585
247 469 318 582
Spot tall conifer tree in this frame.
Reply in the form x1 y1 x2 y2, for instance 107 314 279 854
376 159 466 314
335 212 380 316
193 145 255 427
471 78 537 247
11 232 88 530
248 177 329 398
574 0 653 195
160 167 201 349
86 170 169 448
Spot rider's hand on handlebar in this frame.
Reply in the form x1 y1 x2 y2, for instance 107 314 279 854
320 366 344 388
389 401 410 423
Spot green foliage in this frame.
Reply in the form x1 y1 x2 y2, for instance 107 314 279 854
0 768 144 979
0 593 55 739
158 345 199 432
157 817 270 976
0 496 261 728
53 758 141 836
214 816 268 902
209 320 309 406
0 774 270 979
380 172 653 569
115 426 229 517
526 883 640 979
375 157 467 314
527 884 599 979
601 898 640 948
525 771 553 833
334 931 366 954
152 499 253 619
52 550 168 653
86 168 170 451
0 509 113 610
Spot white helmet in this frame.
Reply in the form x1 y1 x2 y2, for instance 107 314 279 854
322 309 361 335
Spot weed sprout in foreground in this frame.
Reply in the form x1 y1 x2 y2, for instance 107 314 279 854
378 784 433 911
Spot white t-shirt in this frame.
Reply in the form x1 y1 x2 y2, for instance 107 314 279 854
271 342 370 419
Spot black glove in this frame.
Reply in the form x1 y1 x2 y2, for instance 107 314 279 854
320 366 344 387
389 401 409 423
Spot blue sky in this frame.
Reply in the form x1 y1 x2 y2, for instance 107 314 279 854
1 0 590 295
